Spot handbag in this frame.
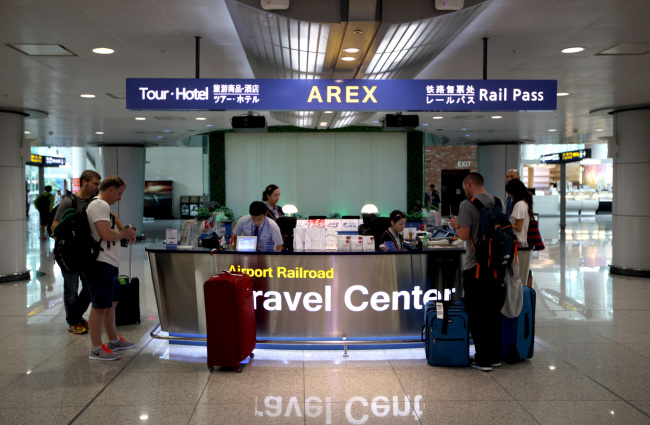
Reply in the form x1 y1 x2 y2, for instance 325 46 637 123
527 216 545 251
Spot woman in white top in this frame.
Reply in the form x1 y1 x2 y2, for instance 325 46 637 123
505 178 532 246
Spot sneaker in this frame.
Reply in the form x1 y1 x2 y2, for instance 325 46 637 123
81 318 89 328
108 334 136 351
89 344 121 361
69 322 88 335
491 362 502 367
470 362 492 372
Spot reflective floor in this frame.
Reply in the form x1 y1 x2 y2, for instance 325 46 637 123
2 211 649 424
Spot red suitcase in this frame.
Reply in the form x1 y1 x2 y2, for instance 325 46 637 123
204 252 256 372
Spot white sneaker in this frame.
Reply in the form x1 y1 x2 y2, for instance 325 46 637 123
470 362 492 372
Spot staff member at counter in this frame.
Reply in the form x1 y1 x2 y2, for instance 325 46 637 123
233 201 284 251
380 210 406 250
263 184 284 221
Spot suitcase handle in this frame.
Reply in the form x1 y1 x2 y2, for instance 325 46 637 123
209 250 245 277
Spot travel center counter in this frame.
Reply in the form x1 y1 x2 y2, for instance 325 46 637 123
146 247 465 344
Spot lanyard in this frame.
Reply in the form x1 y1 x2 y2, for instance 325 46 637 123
388 228 402 249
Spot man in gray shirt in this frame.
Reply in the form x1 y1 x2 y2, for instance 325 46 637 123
449 172 506 372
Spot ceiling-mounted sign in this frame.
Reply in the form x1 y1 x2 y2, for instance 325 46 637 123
540 149 591 164
27 154 65 166
126 78 557 112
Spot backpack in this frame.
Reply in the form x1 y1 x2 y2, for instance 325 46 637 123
469 196 517 281
52 198 102 274
47 194 77 238
36 193 51 212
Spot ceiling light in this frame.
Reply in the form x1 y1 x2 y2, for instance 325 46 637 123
433 116 443 119
92 47 114 54
548 129 557 132
343 48 360 53
24 131 30 134
206 124 213 127
465 134 471 137
320 122 328 126
422 123 429 126
324 111 333 114
341 56 356 61
196 117 206 120
461 128 467 130
135 117 146 120
95 131 104 135
80 94 95 98
491 116 502 119
557 92 570 96
595 129 603 132
371 120 379 123
562 47 585 53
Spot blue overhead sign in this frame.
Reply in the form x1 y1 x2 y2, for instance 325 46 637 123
126 78 556 112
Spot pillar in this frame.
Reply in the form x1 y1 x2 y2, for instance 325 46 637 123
99 145 146 238
477 143 521 204
0 111 29 282
610 107 650 277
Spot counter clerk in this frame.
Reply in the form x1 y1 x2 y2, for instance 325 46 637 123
233 201 284 251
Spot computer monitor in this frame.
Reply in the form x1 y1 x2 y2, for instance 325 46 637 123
236 236 257 252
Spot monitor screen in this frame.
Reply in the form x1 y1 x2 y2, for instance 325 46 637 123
236 236 257 252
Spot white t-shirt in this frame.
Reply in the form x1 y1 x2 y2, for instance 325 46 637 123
509 199 530 247
86 198 120 267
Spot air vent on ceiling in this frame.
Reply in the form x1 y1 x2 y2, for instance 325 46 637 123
6 43 76 56
596 43 650 56
155 117 185 121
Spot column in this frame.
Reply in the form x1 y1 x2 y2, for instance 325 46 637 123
0 111 29 282
477 143 521 204
99 145 146 237
610 108 650 277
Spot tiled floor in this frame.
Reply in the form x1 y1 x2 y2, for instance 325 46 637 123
2 212 649 424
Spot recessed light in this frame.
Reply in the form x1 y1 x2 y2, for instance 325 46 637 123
595 129 603 132
371 120 379 123
195 117 206 120
433 116 443 119
562 47 584 54
157 136 163 138
491 115 502 119
135 117 146 120
324 111 333 114
341 56 355 61
343 48 360 53
163 130 171 132
24 131 30 134
96 131 104 135
80 94 95 98
465 134 471 137
557 92 570 96
320 122 328 126
422 123 429 126
92 47 114 54
548 129 557 132
206 124 213 127
461 128 467 130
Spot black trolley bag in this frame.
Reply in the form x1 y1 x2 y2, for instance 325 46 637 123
204 250 256 372
115 243 141 326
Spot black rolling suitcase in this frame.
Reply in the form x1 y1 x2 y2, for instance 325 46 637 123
115 243 141 326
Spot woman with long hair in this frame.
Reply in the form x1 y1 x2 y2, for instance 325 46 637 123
505 178 532 245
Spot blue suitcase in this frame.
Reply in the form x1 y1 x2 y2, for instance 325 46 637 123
501 286 536 363
423 301 470 367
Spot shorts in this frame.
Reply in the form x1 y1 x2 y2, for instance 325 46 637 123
39 211 49 225
83 261 121 309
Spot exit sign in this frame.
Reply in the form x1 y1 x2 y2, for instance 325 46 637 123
457 161 471 168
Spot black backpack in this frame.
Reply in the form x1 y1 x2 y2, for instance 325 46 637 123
36 193 51 212
469 196 517 282
47 194 77 238
52 198 102 274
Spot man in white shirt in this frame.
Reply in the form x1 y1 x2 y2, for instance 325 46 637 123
233 201 283 251
83 176 137 361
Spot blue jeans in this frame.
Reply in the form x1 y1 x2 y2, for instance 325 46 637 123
63 271 91 326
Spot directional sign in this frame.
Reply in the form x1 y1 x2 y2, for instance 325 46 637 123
127 78 557 112
540 149 591 164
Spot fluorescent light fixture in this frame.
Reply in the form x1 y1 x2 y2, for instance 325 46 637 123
92 47 114 54
461 128 467 130
361 204 379 214
343 48 360 53
206 124 213 127
491 116 502 119
96 131 104 135
320 122 328 126
283 204 298 215
24 131 30 134
372 120 379 123
562 47 584 53
422 123 429 126
433 116 443 119
80 94 95 98
324 111 333 114
557 92 570 96
341 56 355 61
548 129 557 132
595 129 603 131
196 117 207 120
135 117 146 120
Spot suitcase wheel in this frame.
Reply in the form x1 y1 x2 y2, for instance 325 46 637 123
208 365 215 373
250 353 254 359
